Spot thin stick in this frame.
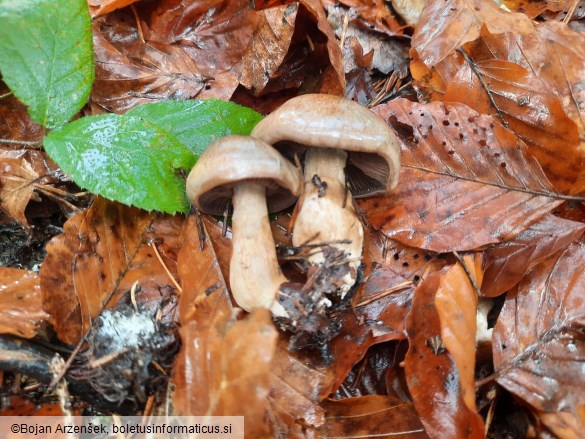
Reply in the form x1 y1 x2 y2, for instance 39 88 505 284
355 281 413 307
453 251 482 297
0 138 41 147
151 242 182 293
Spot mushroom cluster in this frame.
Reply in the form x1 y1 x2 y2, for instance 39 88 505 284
186 95 401 315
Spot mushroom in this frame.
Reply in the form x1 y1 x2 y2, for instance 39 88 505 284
251 94 401 295
186 135 301 316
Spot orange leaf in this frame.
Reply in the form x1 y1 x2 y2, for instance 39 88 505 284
365 99 565 252
40 198 183 344
88 0 140 17
0 268 49 338
435 254 482 413
405 272 485 438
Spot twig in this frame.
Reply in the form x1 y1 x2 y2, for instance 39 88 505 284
355 281 413 308
563 0 580 22
151 241 182 293
0 138 42 147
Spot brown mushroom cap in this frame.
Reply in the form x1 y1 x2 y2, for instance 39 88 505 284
251 94 401 197
186 135 301 215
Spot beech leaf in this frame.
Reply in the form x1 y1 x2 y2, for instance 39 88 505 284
364 99 566 252
493 240 585 413
0 0 93 128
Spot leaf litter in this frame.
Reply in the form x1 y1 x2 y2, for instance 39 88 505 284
1 0 585 437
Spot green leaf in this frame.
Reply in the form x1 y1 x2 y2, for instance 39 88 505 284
0 0 94 128
127 99 263 156
44 115 194 214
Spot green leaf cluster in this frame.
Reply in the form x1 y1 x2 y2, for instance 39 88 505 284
0 0 262 213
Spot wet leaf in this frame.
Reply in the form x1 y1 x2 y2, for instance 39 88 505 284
91 11 211 113
442 36 582 194
0 0 93 128
493 240 585 413
239 4 299 94
40 198 183 344
44 113 193 213
411 0 585 192
268 338 329 434
482 214 585 297
435 254 482 413
405 272 485 438
318 395 426 437
146 0 257 77
364 99 565 252
327 0 405 36
88 0 140 17
0 83 43 143
0 268 49 338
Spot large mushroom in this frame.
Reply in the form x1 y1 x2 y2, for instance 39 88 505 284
251 94 401 294
186 135 301 316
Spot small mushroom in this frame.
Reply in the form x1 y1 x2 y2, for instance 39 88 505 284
186 135 301 316
251 94 400 295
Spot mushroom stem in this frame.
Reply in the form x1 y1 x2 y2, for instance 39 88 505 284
231 182 288 316
293 148 364 295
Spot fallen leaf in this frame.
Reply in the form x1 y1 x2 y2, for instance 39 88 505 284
145 0 257 77
364 99 566 252
88 0 140 17
0 268 49 338
493 239 585 413
539 407 585 439
411 0 585 192
239 4 299 94
91 11 210 113
405 272 485 438
268 338 329 434
318 395 426 437
442 32 582 194
482 214 585 297
435 254 482 413
324 0 405 37
40 198 183 344
0 83 43 143
0 153 39 227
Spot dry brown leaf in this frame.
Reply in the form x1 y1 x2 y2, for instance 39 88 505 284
318 395 426 437
435 254 482 414
0 154 39 227
493 239 585 413
88 0 141 17
364 99 565 252
405 272 485 438
482 214 585 297
411 0 533 74
40 198 183 344
175 215 230 323
0 268 49 338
